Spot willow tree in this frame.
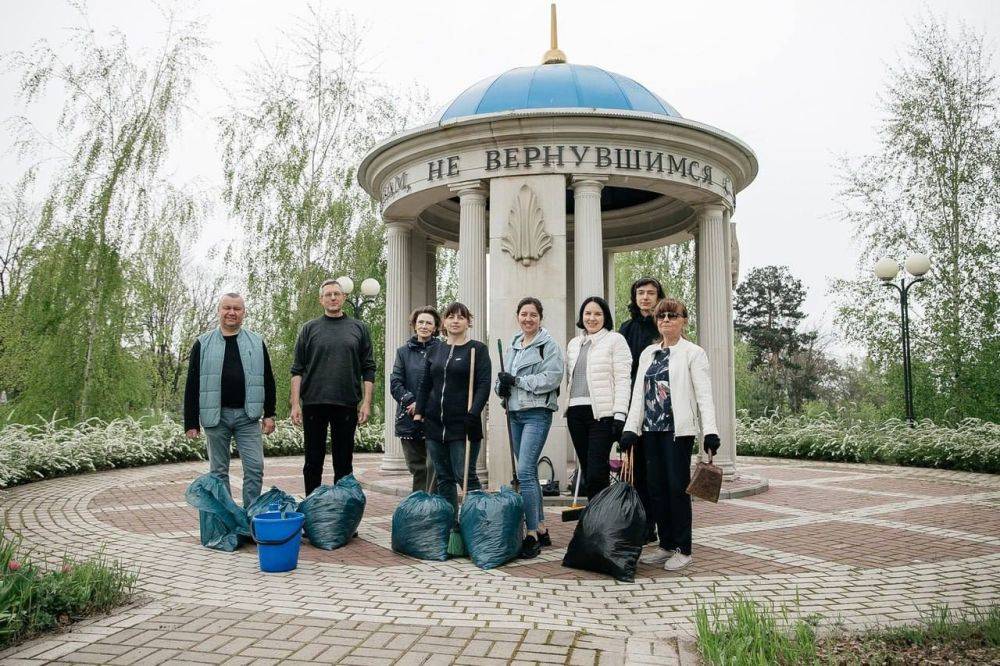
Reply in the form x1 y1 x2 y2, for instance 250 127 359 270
833 15 1000 421
218 7 424 415
6 7 206 418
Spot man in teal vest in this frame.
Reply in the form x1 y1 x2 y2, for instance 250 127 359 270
184 293 277 506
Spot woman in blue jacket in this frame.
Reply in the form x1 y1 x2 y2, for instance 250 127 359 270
389 306 441 493
496 297 565 558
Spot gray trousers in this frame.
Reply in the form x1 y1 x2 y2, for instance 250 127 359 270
204 407 264 507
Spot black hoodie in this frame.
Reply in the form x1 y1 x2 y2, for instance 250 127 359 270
620 314 658 386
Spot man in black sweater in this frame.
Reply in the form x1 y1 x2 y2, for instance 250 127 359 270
184 293 277 507
619 277 666 543
291 279 376 497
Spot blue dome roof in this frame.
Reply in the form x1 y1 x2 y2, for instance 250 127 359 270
436 63 681 122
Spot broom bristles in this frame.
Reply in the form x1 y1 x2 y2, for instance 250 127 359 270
446 527 466 557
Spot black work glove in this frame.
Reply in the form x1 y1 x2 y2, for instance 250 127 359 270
703 433 721 455
611 418 625 443
465 412 483 441
497 372 516 398
619 431 638 453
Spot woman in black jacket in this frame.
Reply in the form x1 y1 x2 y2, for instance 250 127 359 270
414 302 492 513
389 306 441 493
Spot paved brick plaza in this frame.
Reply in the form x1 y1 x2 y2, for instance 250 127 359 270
2 454 998 665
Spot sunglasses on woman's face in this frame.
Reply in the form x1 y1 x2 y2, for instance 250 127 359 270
656 311 684 321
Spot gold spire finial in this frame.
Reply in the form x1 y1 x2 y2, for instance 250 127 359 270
542 3 567 64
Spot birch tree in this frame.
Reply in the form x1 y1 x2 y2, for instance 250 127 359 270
833 15 1000 420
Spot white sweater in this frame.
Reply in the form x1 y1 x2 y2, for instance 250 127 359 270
565 329 633 420
624 337 719 438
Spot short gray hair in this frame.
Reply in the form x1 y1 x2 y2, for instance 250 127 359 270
319 279 341 295
218 292 245 307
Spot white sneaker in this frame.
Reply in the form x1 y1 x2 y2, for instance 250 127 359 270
663 551 692 571
640 547 676 565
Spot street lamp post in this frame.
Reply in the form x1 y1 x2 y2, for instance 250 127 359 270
874 253 931 425
337 275 382 319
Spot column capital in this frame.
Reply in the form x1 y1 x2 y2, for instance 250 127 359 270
691 202 728 217
384 219 413 235
570 175 608 191
449 180 487 198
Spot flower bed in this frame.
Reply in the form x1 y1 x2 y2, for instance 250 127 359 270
737 414 1000 473
0 416 384 489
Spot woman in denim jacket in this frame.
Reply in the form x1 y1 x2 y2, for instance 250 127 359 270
496 297 565 559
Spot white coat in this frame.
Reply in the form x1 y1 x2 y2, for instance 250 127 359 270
565 329 633 420
624 337 719 438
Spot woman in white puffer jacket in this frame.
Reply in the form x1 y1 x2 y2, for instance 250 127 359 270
565 296 633 499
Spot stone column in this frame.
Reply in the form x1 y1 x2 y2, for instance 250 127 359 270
571 177 606 307
604 249 616 315
452 181 488 338
425 240 439 308
451 181 488 481
381 221 412 473
695 204 737 479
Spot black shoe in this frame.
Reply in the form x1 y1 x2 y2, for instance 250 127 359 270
519 535 541 559
538 530 552 547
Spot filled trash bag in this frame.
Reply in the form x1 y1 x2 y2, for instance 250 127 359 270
246 486 299 520
297 474 366 550
562 481 647 582
390 491 455 561
459 487 524 570
185 473 251 552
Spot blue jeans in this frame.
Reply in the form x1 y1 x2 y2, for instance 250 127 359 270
509 408 552 532
427 438 482 514
203 407 264 507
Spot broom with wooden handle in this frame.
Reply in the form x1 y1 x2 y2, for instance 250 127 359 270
447 346 476 557
561 444 585 522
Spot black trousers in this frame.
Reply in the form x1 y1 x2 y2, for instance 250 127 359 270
303 404 357 497
644 431 693 555
566 405 615 499
633 436 656 537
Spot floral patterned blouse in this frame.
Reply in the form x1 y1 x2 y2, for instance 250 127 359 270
642 347 674 432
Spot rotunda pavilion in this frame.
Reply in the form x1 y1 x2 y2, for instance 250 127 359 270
359 9 757 487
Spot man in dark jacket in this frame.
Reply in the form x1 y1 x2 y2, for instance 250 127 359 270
184 293 276 507
619 277 666 543
390 306 441 493
290 279 376 497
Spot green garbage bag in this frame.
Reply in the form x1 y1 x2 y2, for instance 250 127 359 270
185 473 251 552
298 474 366 550
247 486 298 519
391 491 454 561
459 487 524 570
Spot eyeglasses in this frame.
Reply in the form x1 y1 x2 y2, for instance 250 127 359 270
655 311 684 321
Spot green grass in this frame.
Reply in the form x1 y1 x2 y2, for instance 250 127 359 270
0 529 137 649
696 593 1000 666
695 593 819 665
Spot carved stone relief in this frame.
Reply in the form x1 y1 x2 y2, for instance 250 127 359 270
501 184 552 266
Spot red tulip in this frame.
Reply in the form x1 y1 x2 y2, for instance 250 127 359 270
61 564 73 574
7 560 21 572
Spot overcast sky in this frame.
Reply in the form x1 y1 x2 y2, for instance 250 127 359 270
2 0 998 348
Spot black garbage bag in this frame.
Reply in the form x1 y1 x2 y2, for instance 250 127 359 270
562 481 647 582
391 491 455 561
185 473 251 552
246 486 299 519
298 474 366 550
459 487 524 570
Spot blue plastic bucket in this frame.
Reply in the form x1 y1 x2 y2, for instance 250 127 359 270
251 511 305 573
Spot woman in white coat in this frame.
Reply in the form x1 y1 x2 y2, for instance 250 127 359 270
565 296 633 499
619 298 721 572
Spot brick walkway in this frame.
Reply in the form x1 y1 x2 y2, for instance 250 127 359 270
2 454 999 665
